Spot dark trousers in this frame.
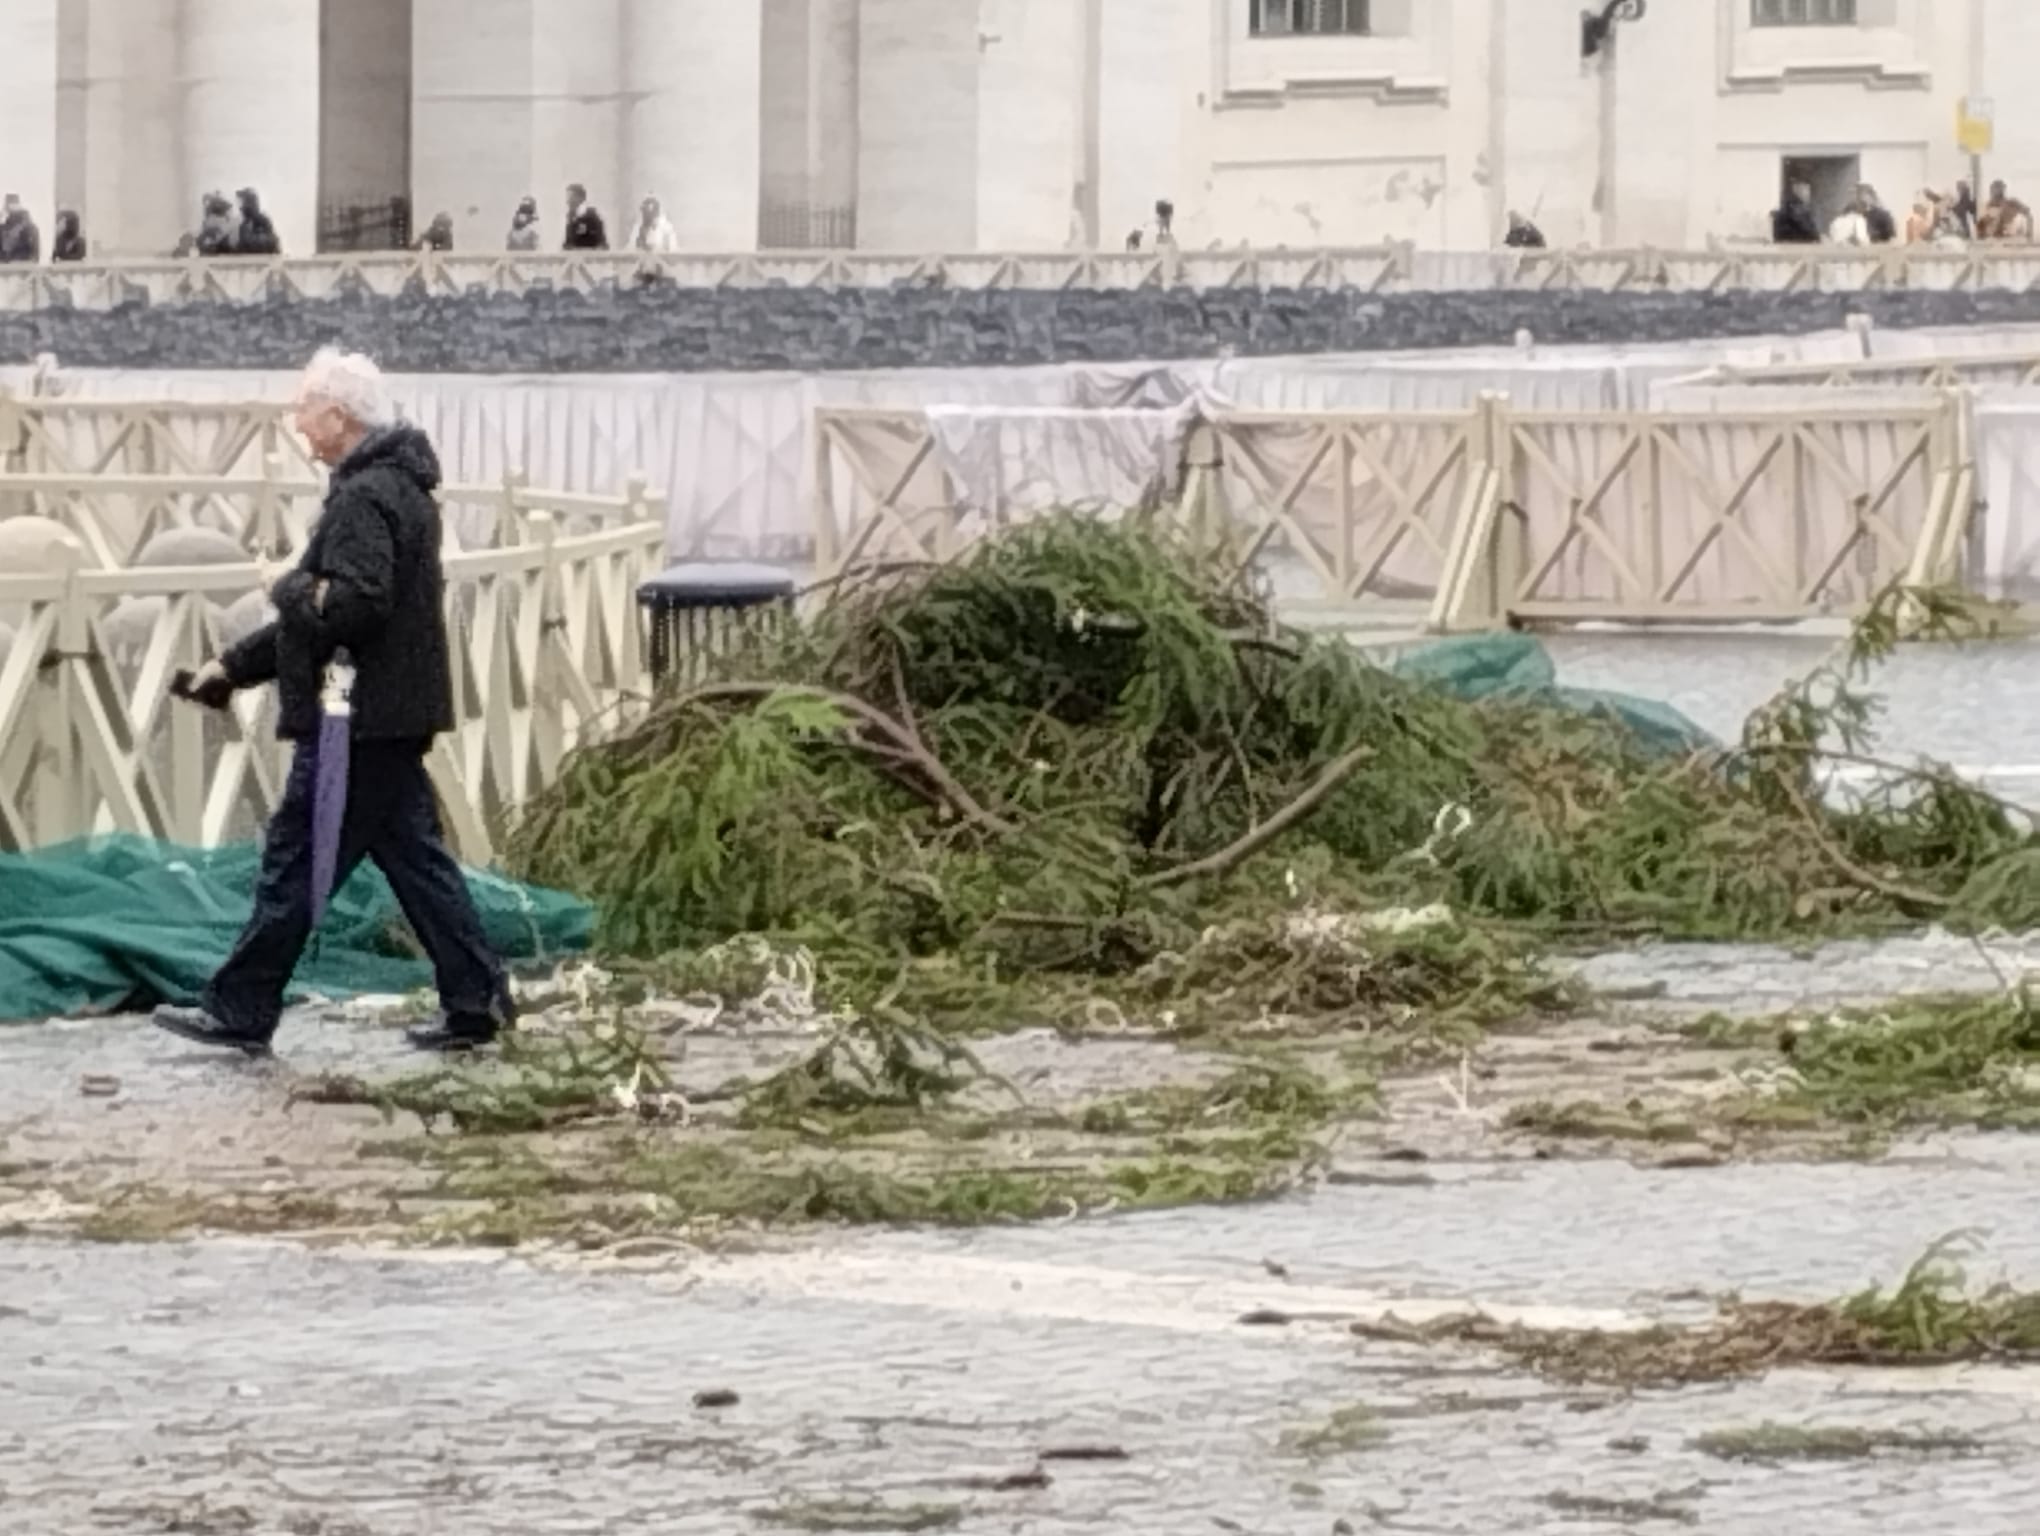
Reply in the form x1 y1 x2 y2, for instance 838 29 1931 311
206 739 507 1040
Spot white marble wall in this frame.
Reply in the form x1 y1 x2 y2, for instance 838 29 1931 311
14 0 2040 259
181 0 321 254
321 0 415 223
1097 0 1191 251
0 0 60 242
413 0 538 248
624 0 763 250
975 0 1085 249
857 0 979 249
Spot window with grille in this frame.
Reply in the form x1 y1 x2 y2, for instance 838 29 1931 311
1250 0 1371 37
1752 0 1857 25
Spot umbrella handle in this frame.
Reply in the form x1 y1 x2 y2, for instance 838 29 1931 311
321 651 357 716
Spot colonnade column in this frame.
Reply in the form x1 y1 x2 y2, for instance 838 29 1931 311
624 0 763 250
0 1 60 245
181 0 322 255
529 0 624 240
412 0 536 249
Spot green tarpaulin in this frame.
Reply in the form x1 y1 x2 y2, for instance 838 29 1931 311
0 835 591 1023
1390 633 1717 758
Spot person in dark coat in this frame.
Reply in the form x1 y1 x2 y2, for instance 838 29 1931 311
235 187 281 255
1504 210 1547 249
157 349 513 1058
1952 180 1979 239
1859 184 1897 244
51 209 86 262
188 193 236 256
0 195 40 263
564 183 608 250
1771 180 1820 244
415 212 455 252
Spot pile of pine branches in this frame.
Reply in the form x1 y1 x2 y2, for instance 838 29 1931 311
508 520 2034 1034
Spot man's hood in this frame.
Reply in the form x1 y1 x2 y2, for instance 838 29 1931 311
336 423 442 493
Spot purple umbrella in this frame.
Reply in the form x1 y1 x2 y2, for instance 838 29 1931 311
308 651 355 930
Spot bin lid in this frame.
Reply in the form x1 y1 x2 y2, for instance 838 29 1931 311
637 561 797 609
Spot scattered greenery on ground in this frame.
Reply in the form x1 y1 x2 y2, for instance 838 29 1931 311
1689 1422 1984 1464
1391 1237 2040 1387
295 1017 677 1134
1538 1489 1699 1527
1280 1404 1389 1457
751 1497 963 1533
1769 985 2040 1129
1503 1099 1703 1144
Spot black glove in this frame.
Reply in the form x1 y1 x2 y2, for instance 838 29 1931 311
171 667 235 711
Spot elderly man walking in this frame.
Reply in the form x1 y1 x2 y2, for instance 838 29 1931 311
157 349 514 1056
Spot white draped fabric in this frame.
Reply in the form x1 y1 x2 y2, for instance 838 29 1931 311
1973 391 2040 602
923 404 1199 526
16 322 2035 580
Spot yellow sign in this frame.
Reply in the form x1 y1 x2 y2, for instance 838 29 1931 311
1959 96 1995 155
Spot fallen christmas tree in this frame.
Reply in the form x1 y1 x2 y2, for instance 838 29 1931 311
507 518 2036 1042
175 520 2039 1243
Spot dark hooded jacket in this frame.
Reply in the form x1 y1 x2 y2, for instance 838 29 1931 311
565 202 609 251
52 213 86 263
223 425 454 744
1771 196 1820 244
0 208 39 264
235 191 281 256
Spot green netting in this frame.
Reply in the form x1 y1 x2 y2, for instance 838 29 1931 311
0 835 591 1024
1389 633 1718 758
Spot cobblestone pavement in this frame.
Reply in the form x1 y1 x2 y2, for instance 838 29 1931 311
5 1235 2040 1535
5 935 2040 1533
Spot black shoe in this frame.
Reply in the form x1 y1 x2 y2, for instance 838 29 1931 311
404 1017 501 1054
153 1006 273 1058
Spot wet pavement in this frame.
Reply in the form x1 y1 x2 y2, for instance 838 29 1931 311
1547 633 2040 811
6 930 2040 1534
4 637 2038 1532
7 1231 2040 1536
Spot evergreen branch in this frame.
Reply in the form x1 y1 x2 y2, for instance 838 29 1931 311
1142 744 1375 891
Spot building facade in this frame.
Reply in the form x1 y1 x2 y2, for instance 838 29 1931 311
0 0 2034 259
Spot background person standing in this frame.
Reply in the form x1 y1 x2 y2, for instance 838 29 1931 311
506 195 542 251
564 183 608 250
157 349 514 1058
234 188 280 255
0 195 40 263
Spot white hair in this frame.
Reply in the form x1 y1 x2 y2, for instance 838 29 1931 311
300 347 394 429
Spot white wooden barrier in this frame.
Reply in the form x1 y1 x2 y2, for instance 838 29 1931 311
13 243 2040 310
812 394 1977 630
0 484 664 863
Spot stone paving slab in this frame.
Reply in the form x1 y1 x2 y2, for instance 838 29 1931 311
6 936 2040 1531
4 1239 2040 1535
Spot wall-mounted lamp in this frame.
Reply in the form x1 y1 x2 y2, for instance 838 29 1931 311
1582 0 1647 58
